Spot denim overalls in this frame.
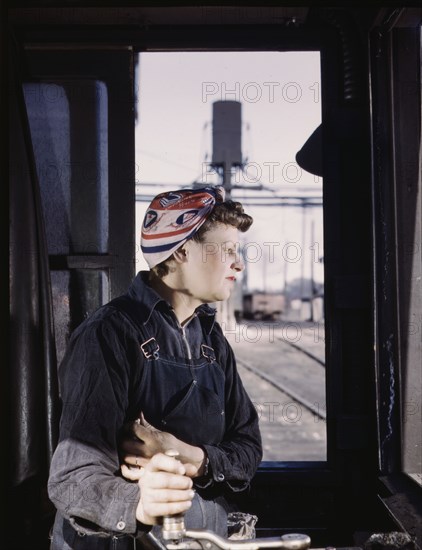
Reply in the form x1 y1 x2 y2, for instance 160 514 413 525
113 295 230 537
114 295 227 447
51 296 229 550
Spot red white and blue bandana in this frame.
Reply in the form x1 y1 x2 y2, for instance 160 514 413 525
141 186 226 268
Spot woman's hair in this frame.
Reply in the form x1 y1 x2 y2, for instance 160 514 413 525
152 200 252 278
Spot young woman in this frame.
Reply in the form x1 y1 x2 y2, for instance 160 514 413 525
48 186 262 549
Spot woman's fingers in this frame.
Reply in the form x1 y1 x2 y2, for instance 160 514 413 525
143 470 193 490
120 463 145 481
135 453 195 525
183 463 199 478
137 499 193 525
122 454 150 468
147 453 187 475
141 487 195 503
120 414 157 457
123 453 196 483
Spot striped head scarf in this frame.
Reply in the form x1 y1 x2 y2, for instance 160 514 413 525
141 186 226 268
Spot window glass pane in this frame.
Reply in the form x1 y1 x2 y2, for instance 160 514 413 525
23 81 109 254
135 52 326 461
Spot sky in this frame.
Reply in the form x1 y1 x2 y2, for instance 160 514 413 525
134 51 323 294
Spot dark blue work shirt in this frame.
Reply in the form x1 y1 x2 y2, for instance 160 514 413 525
48 271 262 537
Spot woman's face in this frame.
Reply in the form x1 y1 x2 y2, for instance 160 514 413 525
182 223 245 304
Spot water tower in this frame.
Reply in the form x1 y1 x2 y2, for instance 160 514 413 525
211 101 243 327
211 100 243 196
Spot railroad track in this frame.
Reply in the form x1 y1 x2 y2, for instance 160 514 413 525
238 320 325 367
276 337 325 368
236 356 326 420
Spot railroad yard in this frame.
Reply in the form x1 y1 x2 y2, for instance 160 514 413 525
226 320 327 462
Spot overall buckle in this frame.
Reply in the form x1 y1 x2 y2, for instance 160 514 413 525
140 337 160 360
201 344 216 362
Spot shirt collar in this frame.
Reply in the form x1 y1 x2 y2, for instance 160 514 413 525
127 271 217 334
195 303 217 335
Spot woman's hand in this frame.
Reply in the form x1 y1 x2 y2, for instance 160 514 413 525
120 414 179 468
135 453 196 525
120 413 207 477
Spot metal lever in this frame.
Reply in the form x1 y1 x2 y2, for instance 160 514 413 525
162 450 187 541
160 450 311 550
166 530 311 550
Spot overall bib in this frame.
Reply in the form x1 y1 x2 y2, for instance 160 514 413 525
51 297 229 550
113 296 230 533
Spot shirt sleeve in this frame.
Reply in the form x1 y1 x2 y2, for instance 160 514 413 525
199 325 263 492
48 312 144 535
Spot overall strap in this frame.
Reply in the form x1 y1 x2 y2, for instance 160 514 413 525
108 295 160 360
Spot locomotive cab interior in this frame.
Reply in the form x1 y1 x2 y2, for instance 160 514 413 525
5 3 422 549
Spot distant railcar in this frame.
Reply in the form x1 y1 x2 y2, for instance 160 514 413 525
242 292 285 321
